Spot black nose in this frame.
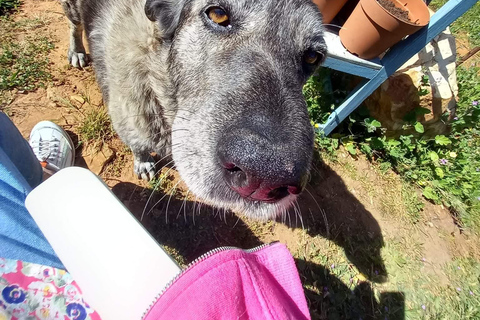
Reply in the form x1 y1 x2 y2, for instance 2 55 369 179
217 127 311 203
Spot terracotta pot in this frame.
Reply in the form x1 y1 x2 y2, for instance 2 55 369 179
339 0 430 59
312 0 349 24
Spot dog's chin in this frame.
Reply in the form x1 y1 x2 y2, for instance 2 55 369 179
192 187 298 221
231 194 298 221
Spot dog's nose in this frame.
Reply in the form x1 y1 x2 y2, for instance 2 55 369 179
217 128 310 203
221 161 304 202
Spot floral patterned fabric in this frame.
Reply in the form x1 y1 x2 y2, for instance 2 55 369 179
0 258 100 320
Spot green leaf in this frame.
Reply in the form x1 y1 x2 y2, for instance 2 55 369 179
435 167 444 179
345 143 357 156
387 140 401 147
423 186 439 201
332 139 339 149
371 120 381 128
414 122 425 133
435 135 452 146
415 107 432 116
422 74 429 84
429 151 439 162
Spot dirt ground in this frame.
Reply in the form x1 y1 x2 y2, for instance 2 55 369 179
3 0 479 318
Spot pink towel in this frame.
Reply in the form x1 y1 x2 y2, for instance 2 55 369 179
144 242 311 320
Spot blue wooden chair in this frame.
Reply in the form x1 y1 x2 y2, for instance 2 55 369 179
317 0 479 136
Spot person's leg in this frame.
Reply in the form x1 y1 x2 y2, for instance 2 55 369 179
0 113 43 188
0 113 74 269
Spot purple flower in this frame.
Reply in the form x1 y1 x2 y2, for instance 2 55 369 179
66 303 87 320
422 305 426 310
375 270 379 275
422 257 426 262
477 197 480 201
473 100 479 106
470 291 474 295
385 306 389 312
1 285 26 304
457 266 461 270
323 286 329 292
350 278 354 284
454 117 458 120
457 287 462 292
439 159 448 165
331 264 335 269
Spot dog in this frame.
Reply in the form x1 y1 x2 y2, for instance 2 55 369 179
60 0 327 220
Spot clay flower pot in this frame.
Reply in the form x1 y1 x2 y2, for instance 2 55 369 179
312 0 349 24
339 0 430 59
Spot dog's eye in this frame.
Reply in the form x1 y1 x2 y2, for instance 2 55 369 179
304 50 322 65
207 7 230 27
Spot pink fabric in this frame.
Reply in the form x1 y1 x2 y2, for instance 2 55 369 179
144 243 311 320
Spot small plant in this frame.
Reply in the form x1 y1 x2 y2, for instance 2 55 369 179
0 16 54 103
0 0 20 16
78 107 113 147
304 64 480 233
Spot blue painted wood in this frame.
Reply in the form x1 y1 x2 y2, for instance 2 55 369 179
318 68 389 135
323 56 380 79
319 0 479 136
382 0 478 73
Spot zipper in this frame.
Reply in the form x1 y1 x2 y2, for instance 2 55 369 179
141 242 275 319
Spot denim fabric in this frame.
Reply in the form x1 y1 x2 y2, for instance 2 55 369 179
0 112 64 269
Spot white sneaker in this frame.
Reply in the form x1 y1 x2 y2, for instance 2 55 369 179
29 121 75 172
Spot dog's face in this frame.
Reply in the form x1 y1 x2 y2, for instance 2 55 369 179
146 0 326 219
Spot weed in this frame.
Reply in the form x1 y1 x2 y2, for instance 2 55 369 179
0 16 54 103
430 0 480 47
0 0 19 16
78 107 113 147
305 64 480 233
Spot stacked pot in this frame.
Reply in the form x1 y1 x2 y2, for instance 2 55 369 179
313 0 431 59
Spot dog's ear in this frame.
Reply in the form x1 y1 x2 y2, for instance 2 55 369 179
145 0 186 40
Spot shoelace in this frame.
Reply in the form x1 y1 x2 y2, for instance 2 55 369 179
31 137 61 164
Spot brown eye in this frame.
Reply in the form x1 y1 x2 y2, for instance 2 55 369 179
304 50 321 65
207 7 230 27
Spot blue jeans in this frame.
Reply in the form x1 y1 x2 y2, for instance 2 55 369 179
0 112 63 269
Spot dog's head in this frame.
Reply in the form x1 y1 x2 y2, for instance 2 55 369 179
146 0 326 219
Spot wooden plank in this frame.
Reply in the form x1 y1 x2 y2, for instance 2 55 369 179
323 57 380 79
324 30 382 79
318 0 479 136
382 0 478 73
317 67 389 136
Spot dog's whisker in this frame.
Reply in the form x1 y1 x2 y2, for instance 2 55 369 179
294 199 305 231
164 178 183 223
141 159 175 221
177 189 190 219
322 23 344 29
232 215 241 229
305 187 329 238
143 175 181 218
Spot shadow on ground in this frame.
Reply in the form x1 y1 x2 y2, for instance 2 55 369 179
108 155 404 319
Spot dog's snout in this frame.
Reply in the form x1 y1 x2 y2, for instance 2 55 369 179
221 161 304 202
218 127 310 203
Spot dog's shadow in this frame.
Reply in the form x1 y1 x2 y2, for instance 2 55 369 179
110 156 403 319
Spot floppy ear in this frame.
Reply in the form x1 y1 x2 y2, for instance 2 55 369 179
145 0 186 40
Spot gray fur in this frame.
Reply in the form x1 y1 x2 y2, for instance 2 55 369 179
61 0 326 219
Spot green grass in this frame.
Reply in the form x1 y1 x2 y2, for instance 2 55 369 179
306 62 480 236
0 16 54 103
78 107 113 146
0 0 19 16
430 0 480 47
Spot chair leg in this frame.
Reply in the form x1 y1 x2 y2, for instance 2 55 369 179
318 68 388 136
